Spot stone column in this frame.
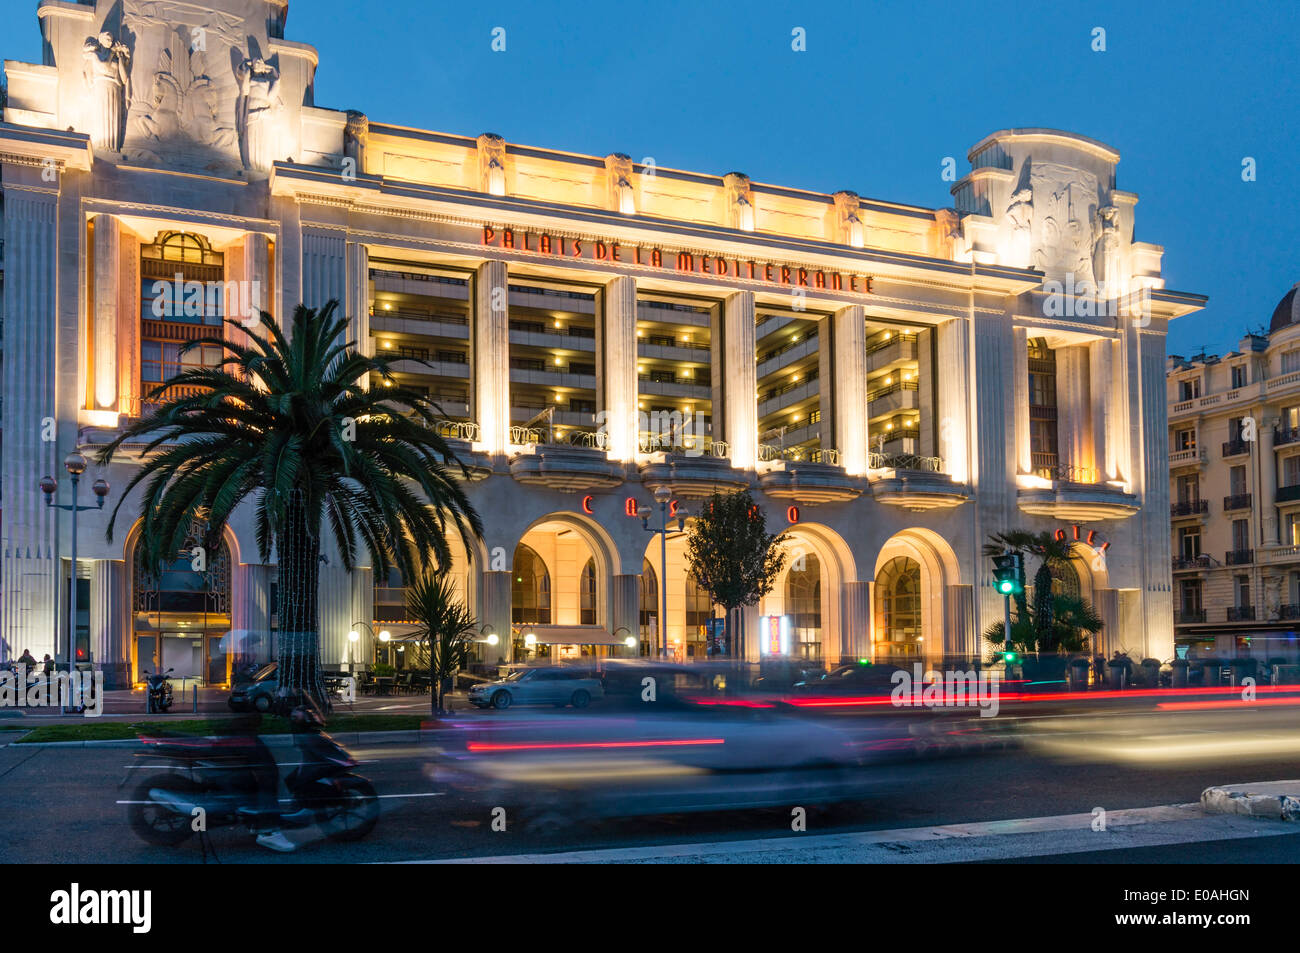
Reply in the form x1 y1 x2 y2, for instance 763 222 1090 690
346 242 370 354
90 559 128 688
944 584 976 661
611 573 640 653
301 226 347 312
1090 338 1115 480
935 318 971 483
475 260 510 453
232 563 273 665
1056 345 1092 478
480 570 513 664
841 580 870 663
832 305 867 474
1013 326 1030 475
1260 421 1279 546
117 227 141 412
603 276 638 461
1093 588 1120 659
92 215 120 411
723 291 758 469
1 181 60 660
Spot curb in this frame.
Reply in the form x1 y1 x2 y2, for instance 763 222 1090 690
7 727 440 749
1200 781 1300 821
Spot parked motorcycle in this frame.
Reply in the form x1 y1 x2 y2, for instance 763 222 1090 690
124 717 379 847
143 668 173 713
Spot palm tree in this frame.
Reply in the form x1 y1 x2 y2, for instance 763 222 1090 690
406 571 478 714
982 530 1074 653
98 300 483 709
983 592 1103 655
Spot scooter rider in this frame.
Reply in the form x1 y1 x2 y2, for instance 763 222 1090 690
227 710 296 853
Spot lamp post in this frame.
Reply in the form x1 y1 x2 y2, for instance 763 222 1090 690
348 620 391 672
346 629 360 673
640 486 685 659
41 453 109 713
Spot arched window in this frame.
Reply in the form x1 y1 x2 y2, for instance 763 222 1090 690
1050 558 1081 601
785 552 822 659
133 531 231 685
638 559 658 656
684 573 713 658
875 556 922 661
511 544 551 625
580 557 597 625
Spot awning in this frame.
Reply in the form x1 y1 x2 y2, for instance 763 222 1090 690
516 625 628 646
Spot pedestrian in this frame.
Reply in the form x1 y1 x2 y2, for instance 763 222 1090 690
17 648 37 670
42 654 54 676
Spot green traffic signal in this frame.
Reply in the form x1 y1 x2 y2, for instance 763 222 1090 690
1004 651 1019 664
998 579 1014 594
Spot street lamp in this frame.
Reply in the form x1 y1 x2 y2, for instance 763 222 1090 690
640 486 685 659
346 629 360 673
349 621 391 672
40 452 109 713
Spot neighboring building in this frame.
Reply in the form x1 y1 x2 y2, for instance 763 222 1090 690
1167 285 1300 663
1 0 1204 687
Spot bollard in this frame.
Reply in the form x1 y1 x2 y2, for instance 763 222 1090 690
1068 657 1091 690
193 683 198 713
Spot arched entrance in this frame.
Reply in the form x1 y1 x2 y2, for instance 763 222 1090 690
764 523 858 662
874 556 922 663
874 528 963 666
130 528 233 687
786 553 823 661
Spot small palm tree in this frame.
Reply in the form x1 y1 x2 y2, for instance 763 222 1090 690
983 530 1074 653
406 571 478 714
983 593 1103 655
98 300 483 710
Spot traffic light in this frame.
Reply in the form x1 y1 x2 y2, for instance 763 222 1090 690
992 552 1025 596
1003 649 1020 665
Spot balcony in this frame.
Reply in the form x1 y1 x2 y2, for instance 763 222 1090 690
867 379 919 418
867 453 969 510
1172 555 1212 571
1264 545 1300 565
1227 605 1256 622
866 333 918 373
1017 465 1139 521
508 429 624 492
1275 426 1300 448
1169 447 1206 467
431 419 492 480
1278 484 1300 504
1223 493 1252 511
1225 549 1254 565
1170 499 1209 518
1175 609 1208 624
1279 604 1300 620
1221 437 1250 458
758 446 864 503
638 441 749 499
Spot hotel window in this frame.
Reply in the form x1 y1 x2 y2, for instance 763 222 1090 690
1235 575 1252 609
511 544 551 625
1286 513 1300 546
683 573 713 658
785 553 823 660
374 568 413 624
1284 351 1300 373
1175 428 1196 451
370 263 472 423
875 556 922 661
1284 455 1300 488
1028 338 1059 477
1283 406 1300 432
508 279 600 446
1229 465 1247 497
1232 519 1250 553
1180 580 1202 614
1178 527 1201 558
636 294 716 455
865 324 930 465
638 560 658 656
1176 474 1200 503
1231 364 1248 389
754 306 828 462
138 232 225 410
580 558 597 625
141 340 222 385
1178 378 1200 400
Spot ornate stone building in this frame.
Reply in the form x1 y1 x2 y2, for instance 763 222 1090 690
1 0 1203 686
1167 286 1300 663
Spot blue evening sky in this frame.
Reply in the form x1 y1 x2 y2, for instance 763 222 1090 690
3 0 1295 356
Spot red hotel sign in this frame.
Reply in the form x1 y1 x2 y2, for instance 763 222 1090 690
482 227 873 293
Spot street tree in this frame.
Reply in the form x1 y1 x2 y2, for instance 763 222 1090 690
684 489 788 659
406 571 478 715
99 300 483 710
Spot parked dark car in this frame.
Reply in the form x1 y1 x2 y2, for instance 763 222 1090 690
228 662 278 713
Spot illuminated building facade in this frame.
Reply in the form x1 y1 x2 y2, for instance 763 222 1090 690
1167 289 1300 662
1 0 1204 686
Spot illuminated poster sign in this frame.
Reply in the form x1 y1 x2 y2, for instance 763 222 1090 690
482 227 874 294
759 615 791 656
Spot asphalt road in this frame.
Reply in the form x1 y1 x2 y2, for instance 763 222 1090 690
2 697 1297 863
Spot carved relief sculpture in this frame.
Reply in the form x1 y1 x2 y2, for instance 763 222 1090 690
1029 161 1100 287
1094 205 1122 297
83 31 132 152
477 133 507 195
344 110 369 172
833 190 865 248
1003 187 1033 268
605 153 635 215
237 56 282 172
724 172 754 232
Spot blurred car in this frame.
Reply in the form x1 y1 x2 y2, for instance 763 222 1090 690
468 665 604 710
227 662 278 713
793 661 908 695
